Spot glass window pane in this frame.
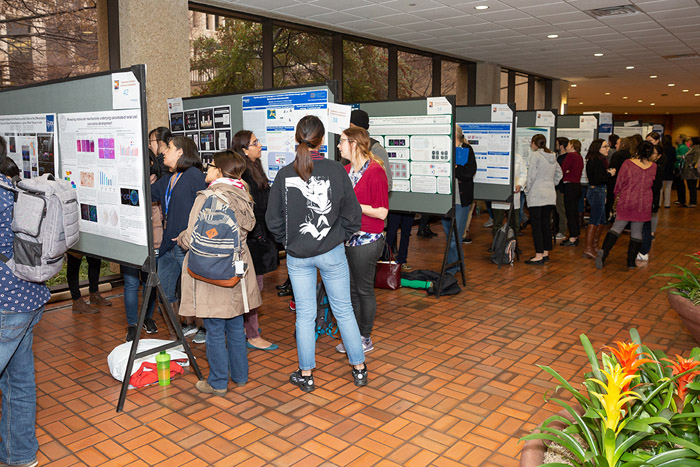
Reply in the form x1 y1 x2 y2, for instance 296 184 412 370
272 27 332 87
398 51 432 98
534 78 546 109
500 69 509 103
441 60 458 96
1 2 98 88
343 40 388 101
515 73 528 110
189 12 263 95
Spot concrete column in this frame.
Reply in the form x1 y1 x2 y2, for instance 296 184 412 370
475 62 501 105
117 0 191 128
551 79 569 115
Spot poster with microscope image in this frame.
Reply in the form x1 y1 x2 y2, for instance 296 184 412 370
0 113 57 179
57 109 147 246
368 114 452 194
168 105 232 159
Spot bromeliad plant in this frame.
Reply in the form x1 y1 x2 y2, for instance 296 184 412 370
655 251 700 305
522 329 700 466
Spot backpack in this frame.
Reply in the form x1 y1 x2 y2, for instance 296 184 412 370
0 174 79 282
315 282 337 340
490 200 518 268
186 189 247 289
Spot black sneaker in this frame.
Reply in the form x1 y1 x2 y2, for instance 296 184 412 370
289 369 315 392
143 318 158 334
126 325 137 342
352 364 368 387
462 236 473 244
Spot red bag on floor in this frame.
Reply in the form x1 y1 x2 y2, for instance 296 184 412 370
129 361 184 388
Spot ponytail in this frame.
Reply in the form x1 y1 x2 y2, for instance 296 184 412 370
294 115 325 182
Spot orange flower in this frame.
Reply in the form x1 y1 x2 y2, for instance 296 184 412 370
663 355 700 401
605 341 656 391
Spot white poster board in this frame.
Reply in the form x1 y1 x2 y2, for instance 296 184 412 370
58 109 147 246
556 128 596 155
369 114 452 194
458 122 512 185
515 127 550 168
242 89 330 182
0 113 57 179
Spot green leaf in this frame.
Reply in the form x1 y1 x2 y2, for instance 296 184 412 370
581 334 603 381
538 425 587 460
550 398 601 457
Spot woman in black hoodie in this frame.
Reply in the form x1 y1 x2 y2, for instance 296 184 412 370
606 136 632 221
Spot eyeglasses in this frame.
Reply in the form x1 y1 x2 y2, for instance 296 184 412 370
204 162 218 170
339 138 355 144
149 139 158 144
248 139 261 147
602 145 610 149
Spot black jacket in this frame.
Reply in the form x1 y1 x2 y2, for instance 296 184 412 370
586 157 610 187
455 143 477 206
266 158 361 258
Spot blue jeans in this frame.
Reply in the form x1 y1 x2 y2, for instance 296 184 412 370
122 265 157 326
203 315 247 389
158 246 186 303
578 185 588 213
441 203 470 275
287 243 364 370
0 306 44 466
385 213 413 264
586 186 606 225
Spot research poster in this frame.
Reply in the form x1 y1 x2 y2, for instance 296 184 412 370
241 90 330 181
169 105 232 164
58 109 147 246
515 127 550 168
369 114 452 194
0 113 57 179
556 128 596 155
458 122 512 185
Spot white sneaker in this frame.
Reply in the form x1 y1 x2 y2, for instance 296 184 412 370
483 218 494 228
555 233 566 240
636 253 649 262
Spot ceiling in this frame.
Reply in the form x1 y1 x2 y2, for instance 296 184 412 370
202 0 700 114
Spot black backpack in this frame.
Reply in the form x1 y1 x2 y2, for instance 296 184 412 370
490 198 518 268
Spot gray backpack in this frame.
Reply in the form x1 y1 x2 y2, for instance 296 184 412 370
0 174 80 282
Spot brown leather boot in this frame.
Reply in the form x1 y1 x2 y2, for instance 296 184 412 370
89 292 112 307
593 224 606 254
72 297 98 314
582 224 596 259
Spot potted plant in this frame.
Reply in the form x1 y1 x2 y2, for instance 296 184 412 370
520 329 700 466
655 252 700 344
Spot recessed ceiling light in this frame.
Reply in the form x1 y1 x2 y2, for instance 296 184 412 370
683 89 689 92
547 34 559 39
579 102 583 104
650 103 655 106
638 99 643 102
605 92 611 95
594 53 604 57
624 112 628 115
650 75 657 78
623 96 628 99
626 66 634 69
474 5 489 10
668 83 675 87
695 93 700 97
570 84 577 88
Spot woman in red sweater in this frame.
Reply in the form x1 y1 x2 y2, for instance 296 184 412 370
560 139 583 246
336 127 389 354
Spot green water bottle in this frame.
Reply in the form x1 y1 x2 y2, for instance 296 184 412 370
156 351 171 386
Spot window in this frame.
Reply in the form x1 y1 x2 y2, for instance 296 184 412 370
189 11 263 95
272 26 332 87
441 60 459 96
500 69 509 103
343 40 388 102
534 77 546 109
398 51 432 98
1 1 98 89
515 73 528 110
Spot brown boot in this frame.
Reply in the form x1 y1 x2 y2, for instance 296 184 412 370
72 297 98 314
89 292 112 307
582 224 596 259
593 224 606 254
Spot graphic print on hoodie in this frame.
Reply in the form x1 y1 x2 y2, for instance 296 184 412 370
286 176 332 240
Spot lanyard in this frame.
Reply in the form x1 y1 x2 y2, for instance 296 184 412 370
164 172 182 217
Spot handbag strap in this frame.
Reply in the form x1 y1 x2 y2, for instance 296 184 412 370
381 238 396 262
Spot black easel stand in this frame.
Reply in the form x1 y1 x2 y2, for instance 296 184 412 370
436 210 466 298
116 269 202 412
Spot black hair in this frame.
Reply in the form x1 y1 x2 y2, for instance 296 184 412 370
532 134 551 153
0 136 6 158
171 136 203 172
608 134 619 147
149 127 172 146
0 157 20 179
636 140 654 161
294 115 325 182
692 137 700 146
586 139 606 163
232 130 268 191
555 137 569 149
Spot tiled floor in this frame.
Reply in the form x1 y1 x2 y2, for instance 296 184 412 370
28 205 699 466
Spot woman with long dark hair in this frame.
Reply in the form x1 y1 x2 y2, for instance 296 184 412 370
596 141 656 270
523 134 563 264
582 139 615 259
336 126 388 354
151 136 206 340
560 139 583 247
266 116 366 392
177 150 261 395
606 137 632 220
660 134 676 208
232 130 278 351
